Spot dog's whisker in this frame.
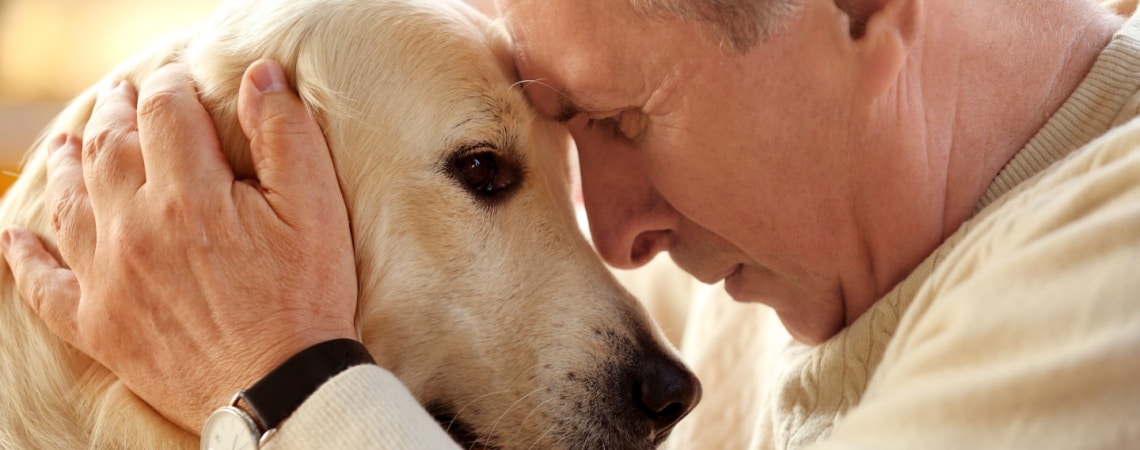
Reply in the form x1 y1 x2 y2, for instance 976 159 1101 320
480 386 544 443
445 389 512 434
455 360 551 447
519 395 557 430
526 423 558 450
510 78 563 96
509 77 544 90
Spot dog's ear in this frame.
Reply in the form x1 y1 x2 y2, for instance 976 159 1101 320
181 36 258 180
179 11 309 180
180 1 346 182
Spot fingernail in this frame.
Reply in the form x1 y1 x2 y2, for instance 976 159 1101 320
251 61 288 93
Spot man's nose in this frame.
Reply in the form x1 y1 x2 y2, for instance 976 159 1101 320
576 139 677 269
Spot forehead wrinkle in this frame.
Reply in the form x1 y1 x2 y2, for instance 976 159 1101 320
506 26 622 122
552 85 624 123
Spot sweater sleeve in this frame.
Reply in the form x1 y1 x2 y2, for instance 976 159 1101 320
263 365 461 450
807 121 1140 449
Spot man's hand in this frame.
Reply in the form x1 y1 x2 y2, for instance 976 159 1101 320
0 60 358 432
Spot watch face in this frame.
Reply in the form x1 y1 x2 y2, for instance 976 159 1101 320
201 406 260 450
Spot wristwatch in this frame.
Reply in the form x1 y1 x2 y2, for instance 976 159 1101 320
200 339 375 450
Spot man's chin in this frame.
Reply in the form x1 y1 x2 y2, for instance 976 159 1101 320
772 308 846 345
723 265 776 304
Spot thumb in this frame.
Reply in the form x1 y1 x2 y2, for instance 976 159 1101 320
0 226 80 345
236 59 345 226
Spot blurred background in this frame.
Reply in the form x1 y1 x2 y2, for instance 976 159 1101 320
0 0 496 193
0 0 221 191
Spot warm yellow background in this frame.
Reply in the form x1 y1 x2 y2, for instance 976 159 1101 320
0 0 223 193
0 0 496 194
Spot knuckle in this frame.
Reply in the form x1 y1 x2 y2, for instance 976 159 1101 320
50 210 63 236
48 189 92 239
261 108 320 138
53 222 84 259
136 88 184 121
109 227 150 262
49 196 75 235
156 191 193 220
115 193 212 254
156 200 184 231
83 126 134 165
25 272 54 314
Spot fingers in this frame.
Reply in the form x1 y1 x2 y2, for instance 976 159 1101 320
82 80 146 209
136 63 233 188
45 135 96 274
237 59 347 226
0 226 80 345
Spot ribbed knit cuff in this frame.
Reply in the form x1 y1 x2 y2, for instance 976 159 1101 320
263 365 461 450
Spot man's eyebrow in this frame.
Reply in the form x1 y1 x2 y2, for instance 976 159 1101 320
548 86 610 123
554 99 582 124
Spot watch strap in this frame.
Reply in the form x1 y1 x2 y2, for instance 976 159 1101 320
239 338 375 432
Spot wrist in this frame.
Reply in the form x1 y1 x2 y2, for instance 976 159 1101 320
202 339 375 449
242 338 374 430
240 326 358 393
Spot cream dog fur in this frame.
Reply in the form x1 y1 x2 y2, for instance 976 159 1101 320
0 0 699 448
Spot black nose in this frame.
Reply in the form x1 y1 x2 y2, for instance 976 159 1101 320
630 349 701 436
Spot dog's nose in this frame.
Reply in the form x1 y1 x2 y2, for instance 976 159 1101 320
630 349 701 436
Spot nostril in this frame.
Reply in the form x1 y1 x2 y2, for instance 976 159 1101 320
634 380 688 427
631 351 702 434
627 231 667 268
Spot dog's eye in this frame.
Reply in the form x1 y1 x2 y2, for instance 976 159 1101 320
452 151 517 197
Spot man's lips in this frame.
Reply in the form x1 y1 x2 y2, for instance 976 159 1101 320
724 265 747 301
699 263 742 285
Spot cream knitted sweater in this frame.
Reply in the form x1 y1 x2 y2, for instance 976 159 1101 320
265 8 1140 450
712 8 1140 449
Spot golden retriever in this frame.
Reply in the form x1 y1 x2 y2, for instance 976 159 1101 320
0 0 701 448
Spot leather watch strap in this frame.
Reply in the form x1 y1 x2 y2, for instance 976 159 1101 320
239 338 375 431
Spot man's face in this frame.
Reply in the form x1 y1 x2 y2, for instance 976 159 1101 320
500 0 903 343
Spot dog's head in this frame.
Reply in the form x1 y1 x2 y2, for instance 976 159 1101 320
156 0 700 448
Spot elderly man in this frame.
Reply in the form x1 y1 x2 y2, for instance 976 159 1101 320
3 0 1138 449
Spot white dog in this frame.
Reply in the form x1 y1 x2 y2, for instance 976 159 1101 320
0 0 701 448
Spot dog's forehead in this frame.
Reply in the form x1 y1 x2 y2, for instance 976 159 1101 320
365 1 526 129
390 28 534 160
202 0 546 173
444 86 530 142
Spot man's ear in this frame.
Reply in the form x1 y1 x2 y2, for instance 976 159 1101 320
849 0 921 98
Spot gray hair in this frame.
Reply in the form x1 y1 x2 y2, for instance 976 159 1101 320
629 0 803 51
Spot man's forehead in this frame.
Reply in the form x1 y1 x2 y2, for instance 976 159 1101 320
495 0 643 119
496 0 603 42
493 0 540 18
490 0 513 11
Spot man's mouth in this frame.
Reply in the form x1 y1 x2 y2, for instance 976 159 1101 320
693 263 743 285
720 264 743 284
723 264 746 300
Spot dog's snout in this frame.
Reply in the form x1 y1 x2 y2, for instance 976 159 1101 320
629 349 701 438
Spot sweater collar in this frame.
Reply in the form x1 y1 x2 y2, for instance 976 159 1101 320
975 9 1140 211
